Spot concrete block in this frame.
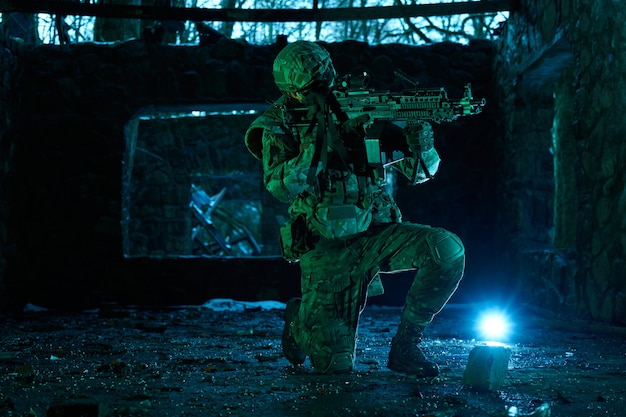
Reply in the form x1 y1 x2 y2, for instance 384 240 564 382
462 345 511 391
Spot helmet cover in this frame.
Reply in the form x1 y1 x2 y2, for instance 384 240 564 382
273 41 336 94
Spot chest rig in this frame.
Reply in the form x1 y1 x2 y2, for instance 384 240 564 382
281 92 373 207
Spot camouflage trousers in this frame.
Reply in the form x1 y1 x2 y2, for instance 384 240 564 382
293 222 465 373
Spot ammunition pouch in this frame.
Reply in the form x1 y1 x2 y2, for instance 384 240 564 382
311 203 372 239
309 173 373 239
279 214 318 262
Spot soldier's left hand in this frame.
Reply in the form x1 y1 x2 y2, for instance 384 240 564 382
405 122 434 153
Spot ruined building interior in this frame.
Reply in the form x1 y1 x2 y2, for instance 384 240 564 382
0 1 624 416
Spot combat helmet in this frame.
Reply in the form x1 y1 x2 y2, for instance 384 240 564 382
273 41 336 96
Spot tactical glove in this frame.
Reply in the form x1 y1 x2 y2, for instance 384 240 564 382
339 114 370 149
340 114 371 135
404 122 434 154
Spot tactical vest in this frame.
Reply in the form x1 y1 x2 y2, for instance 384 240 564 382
245 96 402 259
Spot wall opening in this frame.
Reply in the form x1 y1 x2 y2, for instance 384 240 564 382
121 103 287 259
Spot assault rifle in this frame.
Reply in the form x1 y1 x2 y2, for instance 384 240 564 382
282 71 486 167
334 71 484 123
334 71 486 166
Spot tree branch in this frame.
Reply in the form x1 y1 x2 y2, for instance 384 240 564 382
0 0 514 22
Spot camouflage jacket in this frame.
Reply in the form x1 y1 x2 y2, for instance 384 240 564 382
245 95 440 258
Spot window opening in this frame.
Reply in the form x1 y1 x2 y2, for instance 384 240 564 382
122 103 286 259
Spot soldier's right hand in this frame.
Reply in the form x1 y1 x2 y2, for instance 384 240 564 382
340 114 371 135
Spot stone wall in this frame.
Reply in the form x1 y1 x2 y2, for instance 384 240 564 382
495 0 626 324
0 37 499 311
0 40 18 309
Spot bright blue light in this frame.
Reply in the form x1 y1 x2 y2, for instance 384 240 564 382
477 310 511 342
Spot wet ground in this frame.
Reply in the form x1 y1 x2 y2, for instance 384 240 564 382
0 300 625 417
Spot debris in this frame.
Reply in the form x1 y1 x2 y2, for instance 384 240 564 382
0 351 17 360
47 401 102 417
22 303 48 312
98 302 133 318
254 353 279 362
14 364 36 383
508 403 551 416
202 298 286 312
135 321 168 333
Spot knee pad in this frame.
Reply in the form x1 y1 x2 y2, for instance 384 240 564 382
426 229 465 266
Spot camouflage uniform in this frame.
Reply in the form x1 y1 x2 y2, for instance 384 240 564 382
245 41 464 374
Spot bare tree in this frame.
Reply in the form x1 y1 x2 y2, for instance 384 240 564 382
180 0 199 43
220 0 238 38
94 0 142 42
23 0 509 45
1 13 40 45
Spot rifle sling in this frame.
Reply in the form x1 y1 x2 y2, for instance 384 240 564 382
325 92 353 171
304 93 356 187
415 154 433 182
305 111 327 186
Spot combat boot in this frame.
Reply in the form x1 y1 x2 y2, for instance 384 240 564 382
387 323 439 377
282 298 306 365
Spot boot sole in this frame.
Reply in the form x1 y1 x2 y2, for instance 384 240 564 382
387 357 439 377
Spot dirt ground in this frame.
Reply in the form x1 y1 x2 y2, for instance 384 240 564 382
0 300 625 417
